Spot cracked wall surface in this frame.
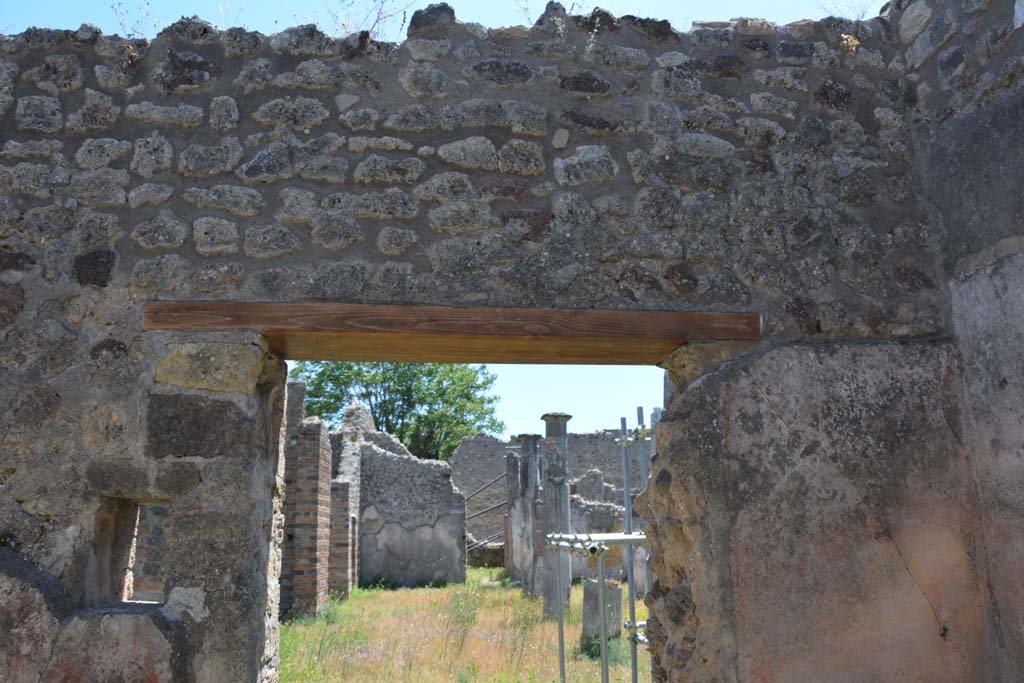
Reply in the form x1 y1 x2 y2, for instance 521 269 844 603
0 0 1022 680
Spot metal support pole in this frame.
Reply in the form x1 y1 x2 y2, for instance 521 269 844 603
465 470 507 501
555 546 567 683
621 417 639 683
466 498 510 520
597 553 610 683
637 407 649 497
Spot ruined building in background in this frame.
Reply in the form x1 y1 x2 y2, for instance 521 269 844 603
342 403 468 588
456 414 648 582
1 0 1023 680
452 429 644 540
277 382 466 612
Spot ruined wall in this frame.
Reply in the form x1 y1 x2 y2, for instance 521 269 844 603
642 342 982 681
0 329 286 683
359 430 467 587
1 0 1019 680
452 430 641 538
569 494 627 580
328 404 371 596
908 1 1024 677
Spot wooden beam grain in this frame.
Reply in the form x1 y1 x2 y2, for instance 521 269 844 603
144 301 762 365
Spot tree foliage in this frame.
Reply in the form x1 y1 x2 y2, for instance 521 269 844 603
290 362 504 460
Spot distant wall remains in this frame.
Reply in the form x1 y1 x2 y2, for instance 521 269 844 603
451 429 645 538
360 425 467 587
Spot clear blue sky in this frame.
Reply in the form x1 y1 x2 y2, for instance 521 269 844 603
2 0 886 40
6 0 882 437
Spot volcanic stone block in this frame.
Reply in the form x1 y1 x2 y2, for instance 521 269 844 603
145 393 254 459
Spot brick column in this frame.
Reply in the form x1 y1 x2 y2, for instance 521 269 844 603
281 381 332 617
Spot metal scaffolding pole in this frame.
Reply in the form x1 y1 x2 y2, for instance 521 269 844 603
555 546 567 683
597 551 610 683
545 531 648 682
621 417 639 683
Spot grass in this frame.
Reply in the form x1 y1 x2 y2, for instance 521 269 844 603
280 567 651 683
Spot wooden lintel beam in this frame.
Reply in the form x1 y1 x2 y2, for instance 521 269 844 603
144 301 762 365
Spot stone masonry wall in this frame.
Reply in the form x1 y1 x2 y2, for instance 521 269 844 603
0 3 941 328
328 403 374 593
359 430 467 587
451 429 642 538
640 341 981 681
906 1 1024 677
1 1 1022 681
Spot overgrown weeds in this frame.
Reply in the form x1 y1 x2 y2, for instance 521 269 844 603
280 567 649 683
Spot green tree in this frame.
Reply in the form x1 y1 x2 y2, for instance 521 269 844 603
290 362 504 460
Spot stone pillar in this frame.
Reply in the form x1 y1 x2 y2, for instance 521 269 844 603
143 335 288 683
281 381 332 617
641 342 985 682
581 578 622 655
541 413 572 619
507 434 540 591
328 481 352 598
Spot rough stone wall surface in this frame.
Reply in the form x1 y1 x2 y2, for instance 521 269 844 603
908 3 1024 676
328 403 371 592
0 0 1021 681
0 548 188 683
0 1 941 328
0 328 287 683
639 341 983 682
949 255 1024 680
910 3 1024 679
450 434 511 539
359 435 467 587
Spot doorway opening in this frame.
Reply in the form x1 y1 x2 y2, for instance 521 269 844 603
145 300 760 680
